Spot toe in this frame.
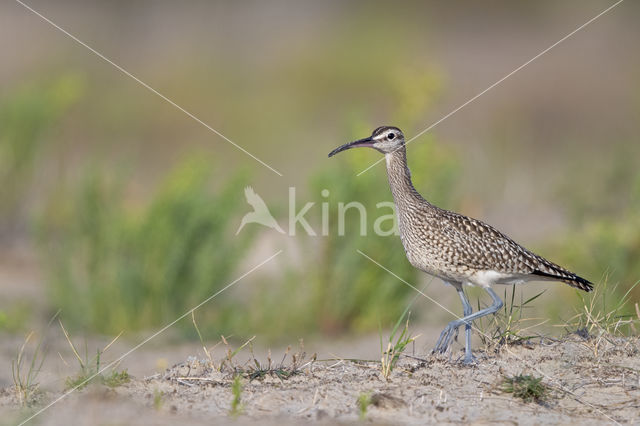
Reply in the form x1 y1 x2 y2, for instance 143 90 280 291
462 354 477 365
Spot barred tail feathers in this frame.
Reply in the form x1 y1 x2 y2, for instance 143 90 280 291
532 269 593 292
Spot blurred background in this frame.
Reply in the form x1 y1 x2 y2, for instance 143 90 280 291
1 0 639 384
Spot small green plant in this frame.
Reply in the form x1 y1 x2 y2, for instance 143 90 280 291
11 312 58 406
192 311 308 380
12 332 45 406
220 335 256 372
102 369 131 387
230 375 244 417
501 374 548 403
153 389 164 410
380 308 419 380
60 320 129 389
245 342 311 381
167 334 312 389
357 392 371 420
192 311 216 367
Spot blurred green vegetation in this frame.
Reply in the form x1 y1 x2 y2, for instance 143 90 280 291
36 156 256 335
549 148 640 304
0 74 84 235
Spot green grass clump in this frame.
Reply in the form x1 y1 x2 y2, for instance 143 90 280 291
64 363 129 389
243 342 310 381
380 309 418 380
12 332 46 406
60 320 129 390
477 285 547 346
102 369 131 387
567 278 640 339
36 156 255 335
187 318 313 383
501 374 548 403
11 312 58 406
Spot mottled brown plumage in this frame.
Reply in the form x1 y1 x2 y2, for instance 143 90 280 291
384 134 592 292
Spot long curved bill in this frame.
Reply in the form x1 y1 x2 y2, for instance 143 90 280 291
328 137 374 157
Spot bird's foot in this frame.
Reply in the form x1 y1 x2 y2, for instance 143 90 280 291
462 353 477 366
433 322 460 355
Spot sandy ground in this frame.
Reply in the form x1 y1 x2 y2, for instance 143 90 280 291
1 333 639 425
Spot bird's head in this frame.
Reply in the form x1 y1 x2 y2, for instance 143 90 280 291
328 126 405 157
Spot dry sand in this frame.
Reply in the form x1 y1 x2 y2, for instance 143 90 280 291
2 334 639 425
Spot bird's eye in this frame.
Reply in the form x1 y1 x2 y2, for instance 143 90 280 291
387 133 395 140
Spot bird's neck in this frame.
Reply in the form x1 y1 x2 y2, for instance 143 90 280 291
384 146 427 208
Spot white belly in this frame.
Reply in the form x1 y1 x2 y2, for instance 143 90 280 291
466 270 530 288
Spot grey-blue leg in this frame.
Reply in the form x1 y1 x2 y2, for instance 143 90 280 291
457 288 474 364
433 287 503 363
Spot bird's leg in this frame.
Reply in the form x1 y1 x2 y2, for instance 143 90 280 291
434 287 503 363
433 287 472 360
457 288 475 364
433 283 465 358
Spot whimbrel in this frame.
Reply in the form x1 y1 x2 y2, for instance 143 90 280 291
328 126 593 364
